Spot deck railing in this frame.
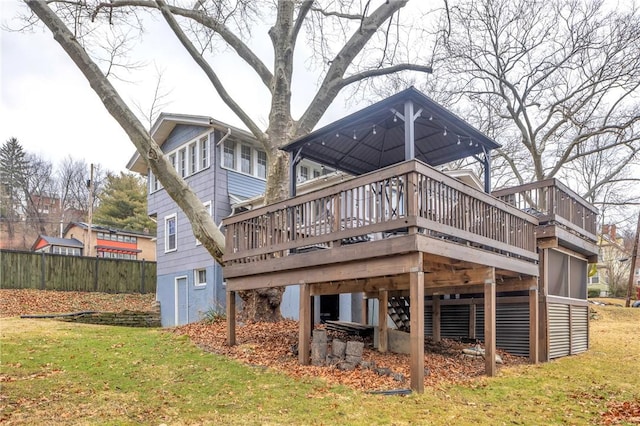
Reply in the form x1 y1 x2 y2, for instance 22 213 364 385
223 160 539 266
492 179 597 241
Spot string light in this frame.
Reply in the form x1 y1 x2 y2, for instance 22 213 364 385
457 135 461 145
372 125 377 135
353 130 357 140
443 127 447 136
393 115 397 122
336 132 339 138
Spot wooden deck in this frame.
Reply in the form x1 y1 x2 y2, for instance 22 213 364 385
223 160 548 392
223 160 540 291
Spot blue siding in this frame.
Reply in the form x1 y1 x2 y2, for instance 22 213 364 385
156 263 225 327
163 124 209 153
227 171 266 199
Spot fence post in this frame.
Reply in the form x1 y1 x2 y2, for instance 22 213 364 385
141 259 145 293
40 252 46 290
94 256 99 291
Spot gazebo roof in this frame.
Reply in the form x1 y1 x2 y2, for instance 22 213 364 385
283 87 500 176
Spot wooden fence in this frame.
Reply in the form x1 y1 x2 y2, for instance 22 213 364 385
0 250 156 294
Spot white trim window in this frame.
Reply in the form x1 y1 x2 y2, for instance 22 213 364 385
178 147 187 178
165 213 177 252
257 150 267 179
160 132 211 183
201 136 210 169
240 145 252 174
221 140 268 180
194 268 207 287
223 140 235 169
195 201 212 246
149 171 163 193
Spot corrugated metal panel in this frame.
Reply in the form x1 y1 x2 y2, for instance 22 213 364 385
423 304 470 338
424 304 432 337
548 303 570 359
570 305 589 354
441 305 470 338
496 304 529 357
474 303 529 357
476 303 529 356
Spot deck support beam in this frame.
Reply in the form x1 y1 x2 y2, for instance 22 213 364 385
409 268 425 393
226 290 236 346
529 285 539 364
432 295 441 342
484 270 497 376
298 283 311 365
378 290 388 353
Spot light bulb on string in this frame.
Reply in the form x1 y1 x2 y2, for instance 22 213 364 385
372 125 377 135
393 115 397 123
457 135 461 145
353 130 357 140
443 127 447 136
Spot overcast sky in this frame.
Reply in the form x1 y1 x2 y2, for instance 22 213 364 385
0 0 356 175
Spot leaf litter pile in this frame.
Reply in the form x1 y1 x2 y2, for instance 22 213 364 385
175 319 527 392
0 289 155 317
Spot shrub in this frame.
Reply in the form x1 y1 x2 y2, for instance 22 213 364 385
588 288 600 298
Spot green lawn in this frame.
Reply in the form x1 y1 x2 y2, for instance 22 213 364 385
1 306 639 425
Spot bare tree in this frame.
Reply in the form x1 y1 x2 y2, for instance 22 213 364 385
56 156 108 228
424 0 640 213
23 0 435 320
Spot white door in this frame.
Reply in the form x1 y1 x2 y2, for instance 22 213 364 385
174 277 188 326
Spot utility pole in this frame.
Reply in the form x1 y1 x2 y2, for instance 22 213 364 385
625 211 640 307
86 163 94 257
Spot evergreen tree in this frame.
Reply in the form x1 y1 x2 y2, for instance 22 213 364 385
93 172 155 234
0 137 29 238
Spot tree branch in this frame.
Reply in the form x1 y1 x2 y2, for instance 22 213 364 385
341 63 433 87
296 0 411 136
91 0 274 88
155 0 266 143
27 0 226 264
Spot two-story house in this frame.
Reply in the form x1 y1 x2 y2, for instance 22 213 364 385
127 114 336 326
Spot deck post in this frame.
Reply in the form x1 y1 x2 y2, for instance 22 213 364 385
409 270 425 393
529 285 539 364
484 273 496 376
404 100 416 160
432 295 441 343
469 302 477 339
362 296 369 325
226 290 236 346
378 290 388 353
299 283 311 365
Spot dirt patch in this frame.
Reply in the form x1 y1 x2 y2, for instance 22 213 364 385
174 319 527 392
0 289 156 318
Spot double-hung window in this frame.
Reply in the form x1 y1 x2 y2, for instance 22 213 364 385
178 148 187 178
201 136 210 169
240 145 252 174
189 143 197 175
165 214 177 252
223 140 235 169
257 150 267 179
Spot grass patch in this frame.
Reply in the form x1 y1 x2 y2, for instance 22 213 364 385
1 306 639 425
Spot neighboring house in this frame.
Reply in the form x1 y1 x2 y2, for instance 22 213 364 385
126 113 337 326
63 222 156 261
31 235 83 256
589 224 631 297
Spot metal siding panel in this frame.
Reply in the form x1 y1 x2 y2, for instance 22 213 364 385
496 303 529 357
473 303 529 357
441 305 470 338
423 304 433 336
548 303 570 359
570 305 589 354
